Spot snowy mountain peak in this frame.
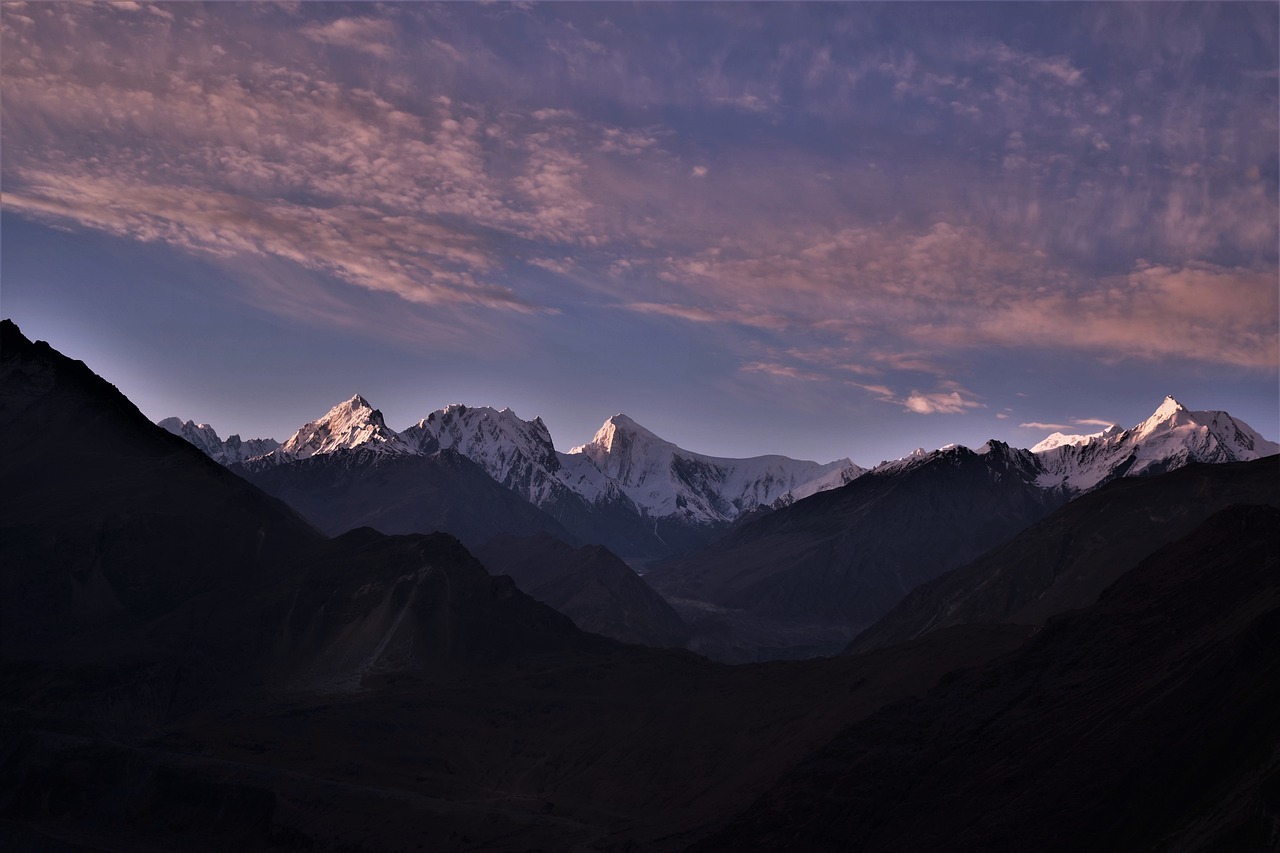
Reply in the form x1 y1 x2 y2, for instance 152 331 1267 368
275 394 409 461
566 414 864 523
572 414 669 458
401 403 563 501
1035 397 1277 493
1133 395 1190 440
1030 424 1122 453
158 416 280 465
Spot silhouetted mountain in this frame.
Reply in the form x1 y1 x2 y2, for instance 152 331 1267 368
648 440 1065 661
476 533 689 648
851 456 1280 653
239 448 577 551
695 503 1280 852
0 319 320 658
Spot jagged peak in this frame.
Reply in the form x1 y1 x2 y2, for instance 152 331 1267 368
574 413 667 454
1151 395 1185 420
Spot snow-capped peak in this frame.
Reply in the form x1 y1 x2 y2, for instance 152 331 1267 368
158 416 280 465
1132 395 1189 440
275 394 410 461
1035 396 1278 493
570 414 669 459
400 403 563 500
1030 424 1122 453
567 413 864 523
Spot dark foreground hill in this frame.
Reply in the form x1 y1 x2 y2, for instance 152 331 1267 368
476 532 690 648
696 503 1280 852
648 441 1064 661
851 455 1280 652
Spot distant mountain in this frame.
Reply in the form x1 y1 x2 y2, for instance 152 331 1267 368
567 413 863 523
648 440 1063 661
696 503 1280 852
648 396 1277 661
475 533 689 648
848 456 1280 653
401 403 671 559
170 399 861 560
1033 395 1278 494
240 448 578 552
248 394 413 466
157 417 280 465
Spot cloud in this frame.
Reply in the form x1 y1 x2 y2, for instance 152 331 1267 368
2 2 1274 385
1073 417 1117 427
1019 421 1072 430
904 390 983 415
740 362 825 382
301 17 396 58
625 302 791 331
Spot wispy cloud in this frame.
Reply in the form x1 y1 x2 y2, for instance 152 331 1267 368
904 390 983 416
2 0 1275 390
302 17 396 58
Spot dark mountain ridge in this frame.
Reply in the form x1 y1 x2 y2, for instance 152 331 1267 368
696 503 1280 852
851 454 1280 653
648 440 1066 660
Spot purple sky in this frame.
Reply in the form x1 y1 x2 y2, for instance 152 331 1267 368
2 2 1277 466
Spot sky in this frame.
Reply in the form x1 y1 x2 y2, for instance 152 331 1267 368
2 1 1277 467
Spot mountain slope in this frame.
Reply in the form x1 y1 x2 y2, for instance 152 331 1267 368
1034 395 1278 493
850 456 1280 653
158 417 280 465
401 403 672 558
569 413 863 524
648 441 1063 661
696 503 1280 852
240 449 578 552
475 533 689 648
248 394 412 467
0 319 321 656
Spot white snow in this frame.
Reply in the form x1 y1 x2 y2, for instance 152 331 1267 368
257 394 413 466
1034 396 1278 493
158 416 279 465
564 414 865 523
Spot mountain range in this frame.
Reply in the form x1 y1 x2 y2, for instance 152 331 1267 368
4 318 1277 851
158 384 1277 662
203 395 862 561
